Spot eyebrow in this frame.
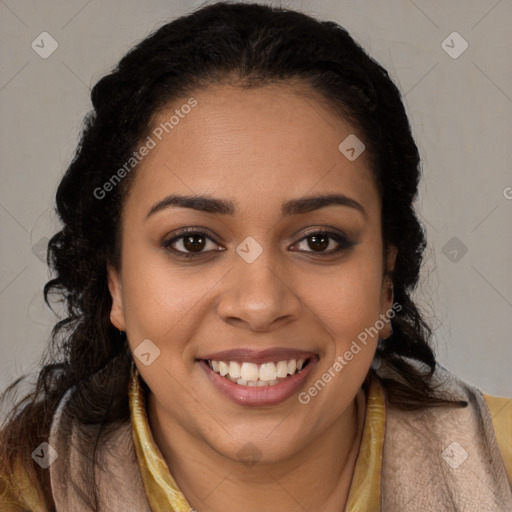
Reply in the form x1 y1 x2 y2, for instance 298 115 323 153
145 193 366 220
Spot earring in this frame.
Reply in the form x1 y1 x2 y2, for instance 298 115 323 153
130 358 140 380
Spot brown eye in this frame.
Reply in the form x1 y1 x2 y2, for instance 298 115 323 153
307 233 330 252
182 234 206 252
292 230 354 255
163 230 222 257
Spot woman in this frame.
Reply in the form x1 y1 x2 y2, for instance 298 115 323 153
1 2 510 511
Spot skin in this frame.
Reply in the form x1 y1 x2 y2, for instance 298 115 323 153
108 81 396 512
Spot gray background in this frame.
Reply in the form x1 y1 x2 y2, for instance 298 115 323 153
1 0 511 397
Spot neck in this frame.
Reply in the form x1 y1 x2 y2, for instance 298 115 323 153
147 387 366 512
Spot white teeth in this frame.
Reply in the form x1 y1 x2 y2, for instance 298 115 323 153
276 360 288 378
240 362 259 381
259 362 277 381
218 361 229 376
228 361 241 379
208 357 309 386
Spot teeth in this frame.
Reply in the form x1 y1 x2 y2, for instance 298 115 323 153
218 361 229 376
208 357 308 386
241 362 259 381
276 360 288 378
228 361 241 379
259 362 277 381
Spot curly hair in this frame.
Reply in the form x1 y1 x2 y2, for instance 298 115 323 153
0 2 465 507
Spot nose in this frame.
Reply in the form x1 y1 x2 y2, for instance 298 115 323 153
216 251 302 332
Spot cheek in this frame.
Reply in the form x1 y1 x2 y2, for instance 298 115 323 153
298 260 382 419
118 245 205 346
306 256 384 331
301 252 384 391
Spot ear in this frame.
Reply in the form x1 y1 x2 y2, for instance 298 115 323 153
378 244 398 339
107 263 126 331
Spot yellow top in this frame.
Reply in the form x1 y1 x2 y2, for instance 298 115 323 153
1 372 510 511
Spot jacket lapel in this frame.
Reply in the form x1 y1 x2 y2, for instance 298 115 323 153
49 388 151 511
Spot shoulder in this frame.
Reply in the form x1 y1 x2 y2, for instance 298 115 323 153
0 455 49 512
378 363 512 508
0 384 70 512
377 361 512 484
428 365 512 487
481 392 512 487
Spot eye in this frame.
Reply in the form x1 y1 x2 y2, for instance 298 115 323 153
163 229 223 258
291 230 354 255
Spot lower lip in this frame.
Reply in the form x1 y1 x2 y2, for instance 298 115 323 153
199 358 317 406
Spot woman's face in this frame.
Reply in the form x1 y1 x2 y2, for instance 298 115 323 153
108 82 396 464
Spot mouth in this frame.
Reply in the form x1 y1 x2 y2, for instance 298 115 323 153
197 348 318 406
205 357 310 386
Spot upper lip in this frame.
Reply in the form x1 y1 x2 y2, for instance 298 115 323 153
199 347 317 364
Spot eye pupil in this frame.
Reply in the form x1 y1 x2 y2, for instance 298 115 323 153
308 234 329 252
184 234 206 252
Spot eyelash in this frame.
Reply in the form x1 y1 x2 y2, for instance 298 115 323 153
162 227 355 259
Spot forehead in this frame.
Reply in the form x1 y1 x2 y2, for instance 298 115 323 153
124 82 378 217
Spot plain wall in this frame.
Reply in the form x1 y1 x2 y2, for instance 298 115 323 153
1 0 511 397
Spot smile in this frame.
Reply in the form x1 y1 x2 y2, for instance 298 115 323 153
207 358 308 387
198 348 318 406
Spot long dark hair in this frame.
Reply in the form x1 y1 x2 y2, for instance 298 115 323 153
0 2 465 507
